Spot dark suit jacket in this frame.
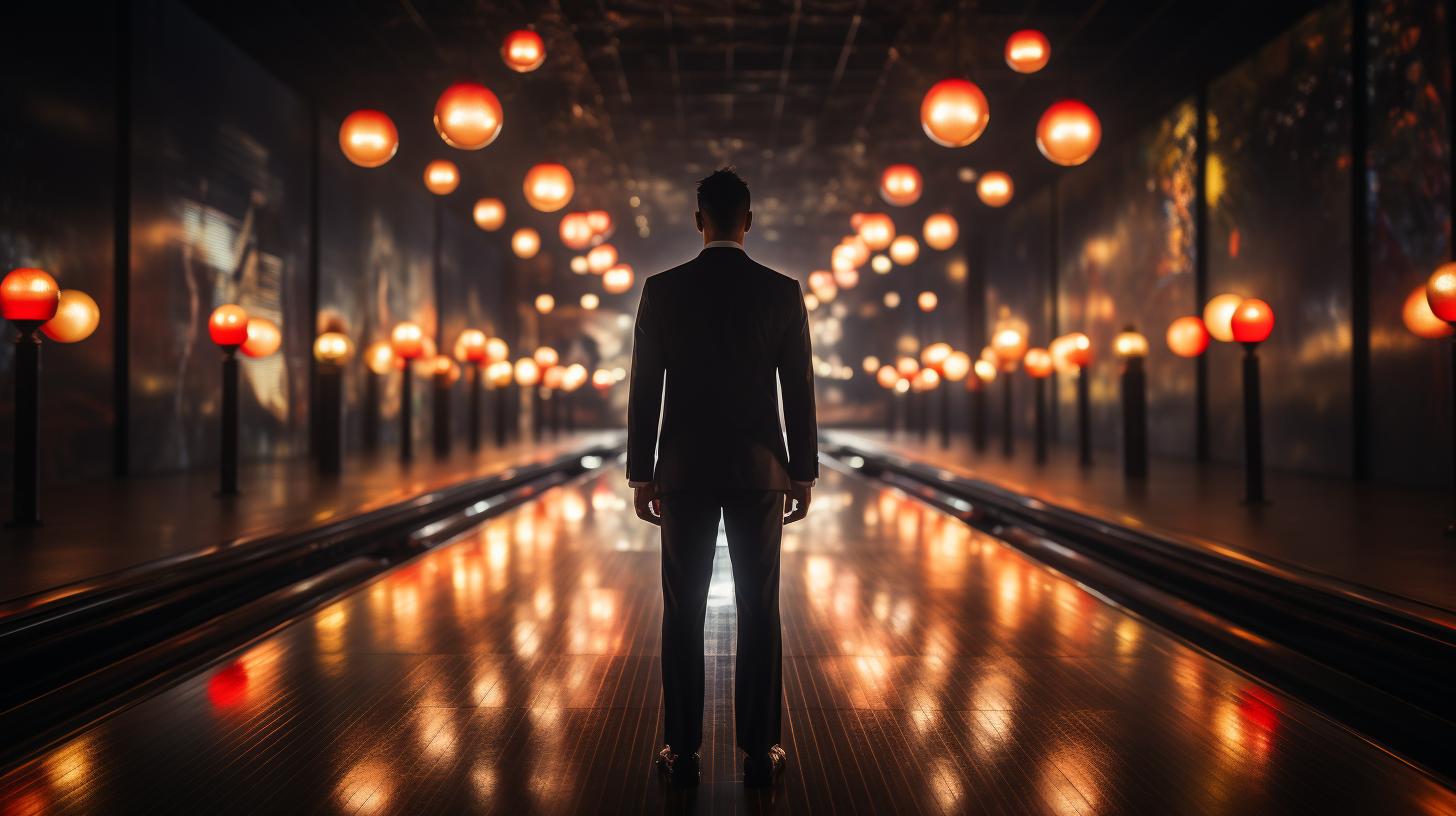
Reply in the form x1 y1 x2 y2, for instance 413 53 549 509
626 246 818 493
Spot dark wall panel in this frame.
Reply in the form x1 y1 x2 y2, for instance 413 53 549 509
1367 0 1453 488
129 0 311 475
438 206 504 438
1055 100 1200 459
0 4 119 486
985 188 1052 440
1206 0 1354 477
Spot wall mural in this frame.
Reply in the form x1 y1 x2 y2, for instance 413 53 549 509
1056 99 1199 459
1205 0 1354 477
1367 0 1452 487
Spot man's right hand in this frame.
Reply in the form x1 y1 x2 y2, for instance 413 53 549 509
784 483 811 524
634 482 662 525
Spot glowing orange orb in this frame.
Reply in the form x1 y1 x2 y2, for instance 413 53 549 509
587 243 617 273
918 291 938 312
921 342 953 372
1404 284 1455 338
1203 293 1244 343
559 212 593 249
1 268 59 322
41 289 100 343
338 110 398 168
501 30 545 72
942 351 972 382
486 337 509 364
433 81 503 150
240 317 281 358
880 165 923 207
1037 99 1102 166
858 213 895 250
533 346 558 368
514 357 542 387
919 79 990 147
603 264 634 294
889 235 919 265
1166 316 1211 357
877 365 901 389
423 160 460 195
1023 348 1053 378
592 368 615 390
1005 30 1050 73
523 163 575 212
391 321 424 360
314 332 353 365
976 172 1014 207
585 210 613 236
896 356 920 377
992 328 1028 366
364 342 394 375
1230 299 1274 344
834 267 859 289
1426 263 1456 323
923 214 958 250
208 304 249 347
542 364 566 390
512 227 541 259
473 198 505 231
535 294 555 314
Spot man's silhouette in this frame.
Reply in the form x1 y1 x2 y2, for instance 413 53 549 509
627 168 817 789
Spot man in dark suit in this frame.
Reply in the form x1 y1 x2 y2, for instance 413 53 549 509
627 167 817 789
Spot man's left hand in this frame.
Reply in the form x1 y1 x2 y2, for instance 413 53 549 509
634 482 662 525
784 483 811 525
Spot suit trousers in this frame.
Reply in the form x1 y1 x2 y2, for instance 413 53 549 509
659 489 784 756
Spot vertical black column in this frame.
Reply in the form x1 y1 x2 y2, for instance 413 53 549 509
884 392 895 435
1033 377 1047 464
1195 86 1211 463
112 0 132 478
10 332 42 526
495 385 509 447
939 387 951 449
469 362 481 451
1122 357 1148 478
363 369 379 451
400 366 413 462
433 371 451 457
1243 349 1265 502
219 352 239 495
1001 373 1014 457
318 367 342 474
1350 0 1371 479
1076 368 1090 466
1048 185 1060 443
307 110 322 458
971 387 986 453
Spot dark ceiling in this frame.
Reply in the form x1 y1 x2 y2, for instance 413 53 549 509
187 0 1328 268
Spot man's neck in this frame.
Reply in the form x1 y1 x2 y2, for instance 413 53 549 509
703 239 743 249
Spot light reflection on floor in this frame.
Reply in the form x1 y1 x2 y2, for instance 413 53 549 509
1 466 1452 814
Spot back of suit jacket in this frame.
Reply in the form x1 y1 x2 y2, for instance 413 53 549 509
626 246 818 493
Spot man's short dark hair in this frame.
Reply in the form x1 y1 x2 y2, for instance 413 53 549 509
696 167 751 233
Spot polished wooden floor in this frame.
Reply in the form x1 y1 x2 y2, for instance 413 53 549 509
2 466 1452 814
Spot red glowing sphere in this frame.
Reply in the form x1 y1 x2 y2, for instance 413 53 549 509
1230 299 1274 344
433 82 503 150
585 210 613 236
857 213 895 250
473 198 506 231
879 164 923 207
1166 316 1211 357
524 163 575 212
208 304 249 347
1036 100 1102 167
923 214 958 250
391 321 425 360
976 172 1014 207
559 212 594 250
240 317 281 358
457 329 488 362
0 268 60 322
423 160 460 195
920 79 990 147
338 110 398 168
1005 30 1050 73
501 30 546 72
1425 263 1456 323
1023 348 1053 378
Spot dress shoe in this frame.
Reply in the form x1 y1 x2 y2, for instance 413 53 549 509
743 745 786 788
656 746 700 788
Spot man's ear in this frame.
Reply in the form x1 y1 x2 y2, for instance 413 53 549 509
743 211 753 234
694 211 704 233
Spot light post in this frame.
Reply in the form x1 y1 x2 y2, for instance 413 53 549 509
391 322 425 461
921 343 952 448
972 359 996 453
362 342 394 452
208 305 249 495
895 356 920 438
1231 299 1275 503
1114 326 1150 479
432 355 460 458
1 269 59 526
489 360 513 447
542 364 566 438
562 364 587 433
533 347 558 442
877 364 900 434
313 332 352 474
514 357 542 441
1023 348 1053 464
1052 332 1093 466
457 329 488 452
911 367 940 439
1412 271 1456 530
992 328 1028 457
940 351 971 447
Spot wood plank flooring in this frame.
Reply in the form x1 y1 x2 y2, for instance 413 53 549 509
1 466 1451 814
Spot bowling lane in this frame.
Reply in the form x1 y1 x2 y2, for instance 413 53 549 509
1 466 1452 815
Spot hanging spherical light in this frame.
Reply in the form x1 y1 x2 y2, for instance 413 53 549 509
889 235 920 265
842 235 870 267
40 289 99 343
501 30 545 73
433 81 503 150
559 212 594 249
1167 316 1212 356
1203 293 1245 343
585 210 613 237
923 214 958 251
976 172 1014 207
512 227 541 259
920 79 990 147
208 304 249 347
991 328 1028 369
240 317 281 358
535 294 555 314
1426 263 1456 322
580 293 600 310
603 264 634 294
862 356 881 374
918 291 938 312
473 198 506 231
423 160 460 195
523 163 575 212
1036 100 1102 166
879 165 923 207
587 243 617 274
831 245 857 273
921 342 953 372
1004 30 1050 73
490 361 515 387
834 267 859 289
1 268 60 323
571 256 590 274
808 271 837 303
1404 284 1455 338
857 213 896 250
871 254 892 274
338 110 399 168
541 364 566 390
1114 327 1150 359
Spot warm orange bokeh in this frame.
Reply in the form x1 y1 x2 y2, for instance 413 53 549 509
585 210 613 236
1230 299 1274 344
921 342 953 372
603 264 634 294
1404 284 1455 338
587 244 617 274
889 235 919 265
857 213 895 250
976 172 1014 207
941 351 972 382
338 110 399 168
592 369 615 390
514 357 542 387
240 318 281 358
512 228 541 259
423 160 460 195
992 328 1028 367
364 342 394 375
879 164 922 207
920 79 990 147
473 198 506 231
208 304 249 347
1114 328 1150 359
40 289 99 343
523 163 575 212
918 291 938 312
313 332 352 365
1005 30 1050 73
877 365 901 389
501 29 545 72
559 212 594 250
1426 263 1456 323
1036 99 1102 166
534 346 559 369
542 364 566 390
1 268 60 322
896 356 920 377
1203 293 1244 343
1023 348 1053 378
486 337 510 364
433 81 503 149
535 294 555 314
391 322 425 360
457 329 488 362
1167 316 1211 357
923 214 958 250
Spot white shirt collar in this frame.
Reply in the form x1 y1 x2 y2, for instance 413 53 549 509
702 240 744 250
